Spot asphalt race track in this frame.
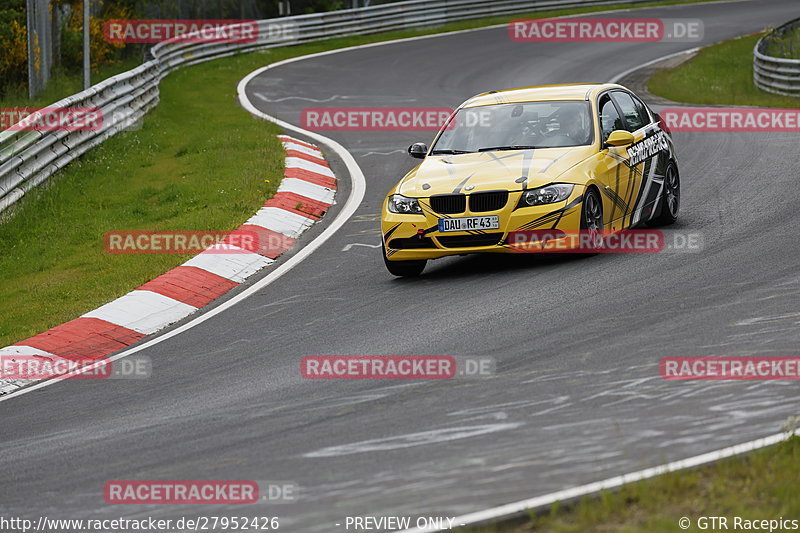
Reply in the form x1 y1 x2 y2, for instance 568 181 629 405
3 1 800 531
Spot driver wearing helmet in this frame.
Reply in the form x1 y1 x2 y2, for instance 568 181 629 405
556 106 589 144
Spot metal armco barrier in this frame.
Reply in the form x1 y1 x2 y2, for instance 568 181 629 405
754 17 800 97
1 0 657 214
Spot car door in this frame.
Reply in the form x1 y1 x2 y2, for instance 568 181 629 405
610 90 668 227
594 91 634 230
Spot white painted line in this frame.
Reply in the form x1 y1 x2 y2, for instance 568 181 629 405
82 290 197 335
278 134 319 146
608 47 701 84
401 429 800 533
0 346 68 394
183 246 274 283
0 12 568 399
278 134 316 143
1 47 366 403
281 140 324 158
285 156 334 177
0 1 723 424
0 346 63 359
278 178 336 205
245 206 316 239
342 242 381 252
0 383 19 394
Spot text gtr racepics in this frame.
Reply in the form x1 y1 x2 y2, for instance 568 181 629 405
381 83 680 277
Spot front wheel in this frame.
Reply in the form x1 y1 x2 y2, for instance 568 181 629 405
648 162 680 226
383 244 426 277
580 187 604 249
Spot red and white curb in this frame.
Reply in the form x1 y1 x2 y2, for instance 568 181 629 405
0 135 335 395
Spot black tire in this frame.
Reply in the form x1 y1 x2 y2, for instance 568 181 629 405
383 244 426 277
648 162 680 226
580 187 604 250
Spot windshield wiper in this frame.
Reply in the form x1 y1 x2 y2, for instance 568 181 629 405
478 145 538 152
430 149 474 155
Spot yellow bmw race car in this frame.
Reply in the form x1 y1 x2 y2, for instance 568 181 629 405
381 83 680 276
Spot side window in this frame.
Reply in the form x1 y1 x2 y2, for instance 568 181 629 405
630 94 652 125
611 91 647 132
598 95 623 140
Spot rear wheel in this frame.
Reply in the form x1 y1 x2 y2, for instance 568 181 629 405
648 162 680 226
383 243 426 277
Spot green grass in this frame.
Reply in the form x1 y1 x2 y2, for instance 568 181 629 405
764 24 800 59
649 33 800 106
0 0 725 348
0 54 285 347
471 434 800 533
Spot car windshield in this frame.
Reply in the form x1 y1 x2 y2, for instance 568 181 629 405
431 100 594 154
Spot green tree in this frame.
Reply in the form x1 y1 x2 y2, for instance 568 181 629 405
0 0 27 97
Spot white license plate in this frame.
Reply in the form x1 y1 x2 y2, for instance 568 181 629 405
438 215 499 232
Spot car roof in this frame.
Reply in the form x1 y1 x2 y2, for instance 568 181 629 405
461 83 625 108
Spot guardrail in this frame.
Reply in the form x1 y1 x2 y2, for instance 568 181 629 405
1 0 655 214
754 17 800 97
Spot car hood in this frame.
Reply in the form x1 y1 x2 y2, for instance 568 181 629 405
396 146 594 197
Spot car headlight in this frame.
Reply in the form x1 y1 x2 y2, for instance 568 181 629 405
387 194 424 215
517 184 574 207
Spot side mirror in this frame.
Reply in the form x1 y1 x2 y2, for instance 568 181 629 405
605 130 635 147
408 143 428 159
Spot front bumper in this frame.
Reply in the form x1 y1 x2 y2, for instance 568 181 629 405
382 188 585 261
